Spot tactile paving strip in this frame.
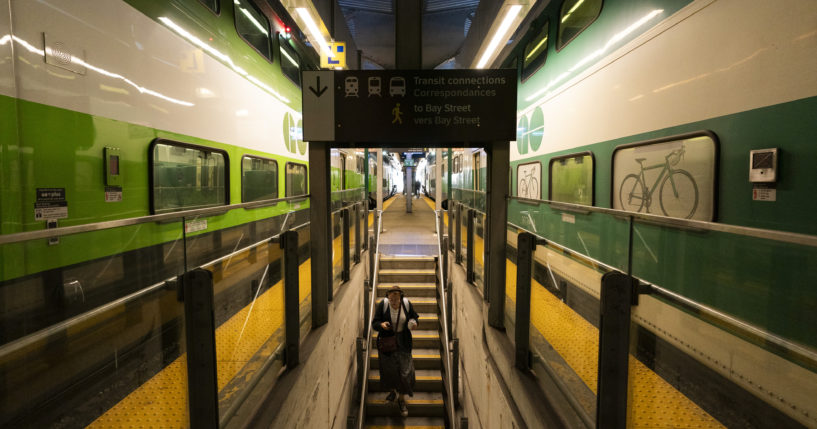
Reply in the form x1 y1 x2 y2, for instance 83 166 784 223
508 259 723 427
90 276 293 427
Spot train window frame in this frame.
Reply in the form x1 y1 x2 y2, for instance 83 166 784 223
148 138 230 214
240 155 279 203
611 131 720 221
516 161 542 200
548 151 595 206
556 0 603 52
285 162 309 197
198 0 220 15
234 0 274 63
278 33 302 87
522 18 550 82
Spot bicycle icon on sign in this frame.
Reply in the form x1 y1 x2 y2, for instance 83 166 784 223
619 146 699 219
518 165 540 199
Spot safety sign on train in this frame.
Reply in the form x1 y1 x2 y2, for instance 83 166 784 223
302 69 516 143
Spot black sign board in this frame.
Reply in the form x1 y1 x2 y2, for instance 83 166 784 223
304 69 516 144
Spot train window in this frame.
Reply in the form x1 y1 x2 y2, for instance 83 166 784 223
612 132 718 221
522 20 549 81
241 155 278 202
235 0 272 61
150 140 228 214
278 34 301 86
198 0 219 14
516 161 541 199
453 156 461 173
549 152 594 205
557 0 602 50
286 162 308 197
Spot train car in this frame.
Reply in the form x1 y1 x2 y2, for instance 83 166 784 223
0 0 366 426
488 0 817 426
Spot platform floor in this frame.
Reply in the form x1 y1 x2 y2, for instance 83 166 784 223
379 194 439 256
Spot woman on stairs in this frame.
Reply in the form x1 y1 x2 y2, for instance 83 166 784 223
373 285 420 417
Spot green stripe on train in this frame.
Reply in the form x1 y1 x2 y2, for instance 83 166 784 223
0 95 309 282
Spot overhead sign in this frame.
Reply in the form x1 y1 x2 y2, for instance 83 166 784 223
301 69 516 143
320 42 346 69
302 70 335 142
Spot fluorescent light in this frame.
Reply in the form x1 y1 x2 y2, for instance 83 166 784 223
476 4 523 69
296 7 333 58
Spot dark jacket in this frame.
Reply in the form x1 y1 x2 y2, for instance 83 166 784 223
372 297 420 352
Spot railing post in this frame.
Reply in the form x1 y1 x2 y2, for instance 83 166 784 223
455 203 462 264
452 338 460 407
282 230 300 368
466 209 475 283
596 271 637 428
369 234 376 284
342 208 351 282
515 232 535 370
448 205 454 251
354 203 361 264
182 268 219 429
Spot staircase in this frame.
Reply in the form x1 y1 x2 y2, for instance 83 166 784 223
365 255 446 428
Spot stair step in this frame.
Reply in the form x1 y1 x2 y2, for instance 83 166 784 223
377 283 437 297
378 269 437 283
367 369 443 392
409 298 439 313
371 348 441 370
372 329 440 349
380 256 436 270
365 391 445 417
364 415 445 429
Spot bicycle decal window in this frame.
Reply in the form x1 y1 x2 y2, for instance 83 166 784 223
612 133 718 221
550 152 593 205
516 161 541 199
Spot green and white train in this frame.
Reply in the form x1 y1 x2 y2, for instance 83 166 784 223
429 0 816 427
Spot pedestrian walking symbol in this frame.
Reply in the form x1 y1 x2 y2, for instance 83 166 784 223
392 103 403 124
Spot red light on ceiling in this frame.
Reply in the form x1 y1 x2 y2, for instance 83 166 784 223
284 26 291 39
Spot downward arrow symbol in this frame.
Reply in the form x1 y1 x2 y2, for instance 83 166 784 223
309 76 328 97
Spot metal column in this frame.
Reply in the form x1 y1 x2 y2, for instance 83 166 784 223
376 149 383 212
466 209 475 283
405 166 413 213
395 0 422 69
514 232 536 369
487 141 509 328
309 141 331 326
435 149 443 210
342 208 351 281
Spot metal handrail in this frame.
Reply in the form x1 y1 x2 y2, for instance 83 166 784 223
508 196 817 248
435 209 458 428
0 194 310 245
508 217 817 371
357 210 383 429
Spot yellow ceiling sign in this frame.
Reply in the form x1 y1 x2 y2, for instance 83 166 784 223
320 42 346 69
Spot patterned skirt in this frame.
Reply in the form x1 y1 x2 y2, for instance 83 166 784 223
379 350 415 395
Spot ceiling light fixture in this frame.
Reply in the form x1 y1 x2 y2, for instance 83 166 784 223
475 3 524 69
296 7 333 58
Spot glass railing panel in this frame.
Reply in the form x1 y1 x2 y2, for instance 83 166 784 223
189 221 285 422
332 210 343 291
295 224 312 340
627 222 817 427
474 212 486 290
0 221 190 428
508 198 630 273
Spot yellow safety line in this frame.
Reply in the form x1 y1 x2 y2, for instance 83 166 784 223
367 399 445 405
505 260 723 428
90 259 314 428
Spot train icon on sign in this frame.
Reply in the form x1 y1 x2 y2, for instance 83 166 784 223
389 77 406 97
368 77 381 97
344 76 359 97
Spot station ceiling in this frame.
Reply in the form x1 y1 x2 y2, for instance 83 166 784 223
338 0 481 69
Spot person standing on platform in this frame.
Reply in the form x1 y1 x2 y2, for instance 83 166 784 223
372 285 420 417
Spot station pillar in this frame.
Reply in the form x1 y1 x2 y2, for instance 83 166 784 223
486 141 509 329
309 141 331 326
